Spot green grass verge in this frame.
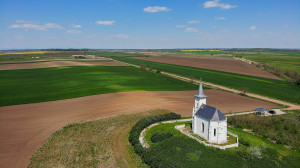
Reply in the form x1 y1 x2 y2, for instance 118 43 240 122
0 66 198 106
112 57 300 104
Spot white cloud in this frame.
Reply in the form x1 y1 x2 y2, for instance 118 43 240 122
72 24 82 28
95 20 115 25
215 17 225 20
249 26 256 31
187 20 200 24
106 34 129 39
185 28 198 33
221 29 228 33
204 0 237 9
176 25 186 28
8 22 62 31
144 6 171 13
66 29 81 34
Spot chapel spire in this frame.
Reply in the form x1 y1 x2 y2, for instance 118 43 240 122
196 79 207 98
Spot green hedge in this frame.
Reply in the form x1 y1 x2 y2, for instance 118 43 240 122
128 112 181 167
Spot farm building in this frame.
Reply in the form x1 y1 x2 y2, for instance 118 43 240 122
192 82 227 144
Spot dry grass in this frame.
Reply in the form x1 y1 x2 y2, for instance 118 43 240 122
28 109 170 168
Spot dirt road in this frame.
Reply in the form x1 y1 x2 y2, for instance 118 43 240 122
0 90 279 168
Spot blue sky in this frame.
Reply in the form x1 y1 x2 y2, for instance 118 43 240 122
0 0 299 49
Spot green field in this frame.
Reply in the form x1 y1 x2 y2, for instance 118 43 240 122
234 51 300 74
112 57 300 104
143 122 299 167
0 66 197 106
89 50 141 56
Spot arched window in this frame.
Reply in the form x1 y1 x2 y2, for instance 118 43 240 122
214 128 216 136
202 123 204 132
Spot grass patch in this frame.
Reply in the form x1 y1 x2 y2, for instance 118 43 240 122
145 122 184 146
112 57 300 104
0 66 198 106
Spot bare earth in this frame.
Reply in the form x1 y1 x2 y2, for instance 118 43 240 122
0 90 279 168
134 56 281 80
0 61 127 70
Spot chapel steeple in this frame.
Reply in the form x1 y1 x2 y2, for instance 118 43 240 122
193 79 207 115
195 80 207 99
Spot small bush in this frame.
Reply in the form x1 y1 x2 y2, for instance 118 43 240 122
140 64 147 70
249 146 261 158
175 147 181 153
239 137 250 146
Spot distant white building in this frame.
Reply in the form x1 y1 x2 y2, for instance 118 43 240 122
192 81 227 144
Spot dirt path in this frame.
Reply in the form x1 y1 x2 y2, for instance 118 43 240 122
0 60 127 70
162 72 300 110
0 90 279 168
134 56 281 80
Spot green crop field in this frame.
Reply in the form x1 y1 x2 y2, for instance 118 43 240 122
143 122 299 168
0 66 197 106
234 51 300 74
88 50 141 56
112 57 300 104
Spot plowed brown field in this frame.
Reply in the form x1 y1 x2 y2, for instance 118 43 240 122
0 90 279 168
0 61 127 70
134 56 281 80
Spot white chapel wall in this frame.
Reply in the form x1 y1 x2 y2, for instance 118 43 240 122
194 116 210 140
208 120 227 143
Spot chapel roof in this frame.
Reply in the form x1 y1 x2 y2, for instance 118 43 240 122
195 104 226 121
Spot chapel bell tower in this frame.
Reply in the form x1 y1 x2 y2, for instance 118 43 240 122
193 80 207 117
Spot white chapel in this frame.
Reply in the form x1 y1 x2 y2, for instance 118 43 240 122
192 81 227 144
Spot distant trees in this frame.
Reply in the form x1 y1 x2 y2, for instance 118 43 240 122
258 63 300 85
